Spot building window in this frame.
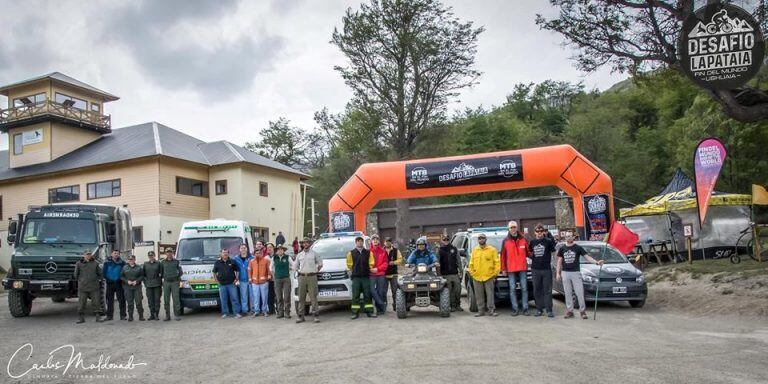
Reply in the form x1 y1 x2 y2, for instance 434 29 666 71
176 177 209 197
132 226 144 242
54 92 87 110
259 182 268 197
13 93 46 107
13 133 23 155
87 179 121 199
48 185 80 203
215 180 227 195
90 103 101 113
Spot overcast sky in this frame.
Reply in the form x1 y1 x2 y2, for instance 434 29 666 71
0 0 631 151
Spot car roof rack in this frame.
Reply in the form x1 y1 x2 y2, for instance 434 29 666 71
467 227 508 233
319 231 365 238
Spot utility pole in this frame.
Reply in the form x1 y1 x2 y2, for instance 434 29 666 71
311 198 317 238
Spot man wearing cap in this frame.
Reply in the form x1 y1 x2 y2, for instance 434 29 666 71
143 251 162 321
500 220 531 316
272 245 292 319
294 237 323 323
74 251 105 324
369 234 389 315
469 233 500 317
121 255 145 321
160 249 184 321
438 235 463 311
383 237 403 312
556 233 604 319
347 236 376 319
529 224 557 317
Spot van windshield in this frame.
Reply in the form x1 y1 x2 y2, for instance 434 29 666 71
311 237 369 259
22 219 97 244
177 237 242 263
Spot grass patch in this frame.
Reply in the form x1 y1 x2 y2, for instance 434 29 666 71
646 259 768 283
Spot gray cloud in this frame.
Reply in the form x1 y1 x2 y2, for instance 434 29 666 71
103 0 284 98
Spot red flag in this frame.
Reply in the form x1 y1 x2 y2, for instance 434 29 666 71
606 221 639 255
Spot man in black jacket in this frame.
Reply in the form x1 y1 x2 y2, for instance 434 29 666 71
346 236 376 319
438 236 463 311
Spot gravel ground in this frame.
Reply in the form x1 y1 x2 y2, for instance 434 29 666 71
0 292 766 384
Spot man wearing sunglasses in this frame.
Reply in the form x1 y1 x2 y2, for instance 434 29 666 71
529 224 557 318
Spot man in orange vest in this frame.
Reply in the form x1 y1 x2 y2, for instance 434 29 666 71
500 220 531 316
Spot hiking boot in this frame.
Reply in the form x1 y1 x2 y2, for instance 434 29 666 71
564 311 574 319
474 312 486 317
296 316 305 323
221 314 228 319
235 314 242 319
105 316 113 321
313 316 320 323
120 315 127 321
534 310 543 317
547 311 555 318
96 315 106 323
128 314 133 322
264 313 269 318
510 310 519 317
370 312 378 318
286 314 292 319
76 315 85 324
164 316 171 321
276 313 284 319
350 312 360 320
174 316 182 321
455 306 464 312
138 314 145 321
522 309 530 316
489 311 498 317
581 311 589 320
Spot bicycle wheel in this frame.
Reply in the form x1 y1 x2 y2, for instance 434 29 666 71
730 254 741 264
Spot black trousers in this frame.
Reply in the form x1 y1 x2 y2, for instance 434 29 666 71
531 269 553 312
268 280 276 314
105 280 126 318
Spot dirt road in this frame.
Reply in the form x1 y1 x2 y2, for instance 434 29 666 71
0 294 766 384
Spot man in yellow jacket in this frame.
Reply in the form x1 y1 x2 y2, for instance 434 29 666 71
469 233 500 317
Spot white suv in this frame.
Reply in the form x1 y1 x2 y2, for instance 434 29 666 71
292 232 370 312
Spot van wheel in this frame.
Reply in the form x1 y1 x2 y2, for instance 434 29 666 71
467 280 478 312
439 287 451 317
51 296 66 303
9 291 33 317
395 289 407 319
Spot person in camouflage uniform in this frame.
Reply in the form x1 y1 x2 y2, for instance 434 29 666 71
74 251 105 324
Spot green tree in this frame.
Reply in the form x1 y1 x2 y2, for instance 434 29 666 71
331 0 484 246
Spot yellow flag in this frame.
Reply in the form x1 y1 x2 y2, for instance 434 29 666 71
753 184 768 205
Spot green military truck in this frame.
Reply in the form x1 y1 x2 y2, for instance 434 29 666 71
1 204 133 317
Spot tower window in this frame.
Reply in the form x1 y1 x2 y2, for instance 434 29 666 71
55 92 87 110
215 180 228 195
13 93 46 107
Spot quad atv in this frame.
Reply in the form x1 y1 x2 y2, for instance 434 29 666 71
395 263 451 319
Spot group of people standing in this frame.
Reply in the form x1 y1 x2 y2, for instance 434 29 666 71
345 234 404 318
74 249 184 323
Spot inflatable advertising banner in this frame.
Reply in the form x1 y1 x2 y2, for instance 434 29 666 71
694 138 727 226
405 155 523 189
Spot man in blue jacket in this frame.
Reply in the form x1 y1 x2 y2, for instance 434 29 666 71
406 238 438 267
103 250 127 321
233 243 254 314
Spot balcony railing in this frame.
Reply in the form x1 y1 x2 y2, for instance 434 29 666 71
0 100 111 131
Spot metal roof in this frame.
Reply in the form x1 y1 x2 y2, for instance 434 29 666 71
0 72 119 101
0 122 308 182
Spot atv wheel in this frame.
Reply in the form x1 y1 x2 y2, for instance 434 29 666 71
439 287 450 317
9 290 33 317
395 288 407 319
52 296 66 303
466 279 478 312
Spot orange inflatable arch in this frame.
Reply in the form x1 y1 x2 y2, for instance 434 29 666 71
328 144 614 239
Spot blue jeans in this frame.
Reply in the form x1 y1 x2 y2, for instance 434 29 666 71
218 284 241 315
370 276 387 314
251 283 269 314
238 280 252 313
508 271 529 311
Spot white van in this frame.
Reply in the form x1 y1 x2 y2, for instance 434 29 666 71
292 231 369 312
176 220 253 312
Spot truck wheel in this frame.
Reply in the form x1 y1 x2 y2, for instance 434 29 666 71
395 289 407 319
9 290 33 317
467 280 478 313
629 299 645 308
439 287 451 318
52 296 66 303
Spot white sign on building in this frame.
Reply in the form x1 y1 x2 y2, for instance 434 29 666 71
22 129 43 145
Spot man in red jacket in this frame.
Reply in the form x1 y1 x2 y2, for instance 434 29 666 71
369 234 390 315
500 220 531 316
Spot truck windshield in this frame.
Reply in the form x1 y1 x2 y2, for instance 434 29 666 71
177 237 242 263
311 237 369 259
22 219 97 244
469 232 506 254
